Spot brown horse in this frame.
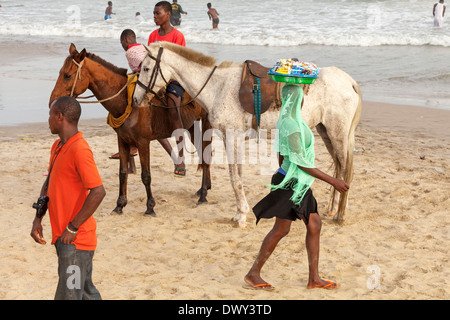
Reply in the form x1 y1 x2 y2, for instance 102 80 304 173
49 43 212 216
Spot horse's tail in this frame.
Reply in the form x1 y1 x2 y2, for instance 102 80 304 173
335 80 362 222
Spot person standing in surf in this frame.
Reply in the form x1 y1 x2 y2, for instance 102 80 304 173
433 0 446 27
207 3 220 29
170 0 188 27
104 1 115 20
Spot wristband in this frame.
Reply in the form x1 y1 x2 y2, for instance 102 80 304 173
66 225 78 234
68 222 78 231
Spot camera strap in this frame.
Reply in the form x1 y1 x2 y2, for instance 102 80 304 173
42 141 65 196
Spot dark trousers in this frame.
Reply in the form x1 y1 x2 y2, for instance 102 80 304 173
54 238 101 300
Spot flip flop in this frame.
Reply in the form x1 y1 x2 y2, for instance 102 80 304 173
243 280 275 291
307 280 338 290
174 165 186 177
109 152 137 160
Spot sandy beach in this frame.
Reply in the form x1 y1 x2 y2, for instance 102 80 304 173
1 0 450 306
0 99 448 300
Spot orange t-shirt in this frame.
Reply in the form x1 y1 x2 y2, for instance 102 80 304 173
147 28 186 46
47 132 103 251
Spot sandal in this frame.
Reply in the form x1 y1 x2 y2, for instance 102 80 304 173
174 165 186 176
243 280 275 291
307 280 338 290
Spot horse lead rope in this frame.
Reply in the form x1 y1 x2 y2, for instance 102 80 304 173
139 45 217 109
70 58 138 105
69 58 139 128
69 45 216 130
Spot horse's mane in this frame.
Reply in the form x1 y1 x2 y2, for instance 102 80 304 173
64 50 128 76
158 42 239 69
87 52 128 76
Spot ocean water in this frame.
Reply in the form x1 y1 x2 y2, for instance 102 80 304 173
0 0 449 125
2 0 449 47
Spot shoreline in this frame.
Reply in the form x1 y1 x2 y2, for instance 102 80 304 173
1 36 450 126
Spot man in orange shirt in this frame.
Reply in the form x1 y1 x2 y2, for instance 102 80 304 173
31 96 106 300
148 1 187 176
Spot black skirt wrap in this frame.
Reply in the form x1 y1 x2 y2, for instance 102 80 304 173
253 172 318 225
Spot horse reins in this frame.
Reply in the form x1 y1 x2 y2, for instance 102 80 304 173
70 45 216 108
68 45 215 135
69 58 137 104
137 45 217 109
136 45 167 100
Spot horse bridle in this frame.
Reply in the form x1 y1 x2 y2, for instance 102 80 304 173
136 45 168 99
68 44 216 108
70 59 85 98
68 58 136 104
136 45 217 108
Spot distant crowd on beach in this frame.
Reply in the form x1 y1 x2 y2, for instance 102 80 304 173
103 1 220 29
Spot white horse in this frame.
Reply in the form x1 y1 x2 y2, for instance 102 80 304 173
134 42 362 227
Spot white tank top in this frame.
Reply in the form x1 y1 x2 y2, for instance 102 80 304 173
435 3 444 17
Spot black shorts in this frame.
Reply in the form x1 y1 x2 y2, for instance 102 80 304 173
252 172 318 225
166 80 185 99
170 16 181 26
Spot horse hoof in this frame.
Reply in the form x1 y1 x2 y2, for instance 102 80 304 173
144 211 156 217
234 220 247 228
232 213 248 228
332 215 345 224
238 218 248 227
113 207 123 215
197 198 208 205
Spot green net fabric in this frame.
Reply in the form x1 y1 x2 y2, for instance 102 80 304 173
271 84 316 205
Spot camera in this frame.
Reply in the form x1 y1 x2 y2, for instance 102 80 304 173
33 196 49 218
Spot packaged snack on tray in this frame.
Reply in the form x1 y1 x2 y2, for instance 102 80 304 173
268 59 319 84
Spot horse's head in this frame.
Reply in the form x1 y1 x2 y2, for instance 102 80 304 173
49 43 89 107
133 43 172 106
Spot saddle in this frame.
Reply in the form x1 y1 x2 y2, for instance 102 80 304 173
238 60 312 129
143 89 203 130
239 60 282 128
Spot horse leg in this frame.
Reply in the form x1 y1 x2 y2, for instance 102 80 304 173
138 141 156 217
316 123 349 221
201 118 213 193
223 131 250 227
190 119 212 204
229 163 250 227
113 137 130 215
